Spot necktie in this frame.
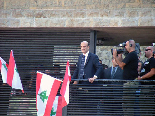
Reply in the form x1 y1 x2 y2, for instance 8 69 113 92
79 55 85 79
111 67 116 78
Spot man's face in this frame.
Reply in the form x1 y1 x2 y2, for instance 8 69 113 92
138 62 142 72
81 42 89 54
145 47 152 58
125 41 130 52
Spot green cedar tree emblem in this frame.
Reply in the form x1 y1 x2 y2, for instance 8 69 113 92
50 107 56 116
15 66 18 73
2 63 8 71
38 91 48 103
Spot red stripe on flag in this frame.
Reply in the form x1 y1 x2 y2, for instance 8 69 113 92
60 61 70 107
7 50 15 87
36 72 43 110
44 79 61 116
6 63 9 68
60 64 68 96
61 74 68 107
56 96 62 116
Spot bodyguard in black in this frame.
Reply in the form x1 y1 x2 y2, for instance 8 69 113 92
137 46 155 116
113 39 138 80
138 46 155 80
122 51 138 80
113 40 139 116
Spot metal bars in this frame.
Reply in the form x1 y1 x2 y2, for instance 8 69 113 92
0 28 90 116
68 80 155 116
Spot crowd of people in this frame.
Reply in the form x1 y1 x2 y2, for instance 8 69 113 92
71 40 155 115
36 40 154 84
72 40 155 83
1 40 154 115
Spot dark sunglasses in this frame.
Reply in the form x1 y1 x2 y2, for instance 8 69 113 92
145 49 151 51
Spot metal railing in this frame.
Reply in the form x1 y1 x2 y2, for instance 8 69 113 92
68 79 155 116
0 79 155 116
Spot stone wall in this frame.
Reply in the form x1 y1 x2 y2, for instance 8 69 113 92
96 46 147 67
0 0 155 27
0 0 153 67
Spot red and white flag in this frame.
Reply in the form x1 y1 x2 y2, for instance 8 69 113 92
0 57 9 83
60 61 71 107
7 50 24 92
51 96 62 116
36 71 62 116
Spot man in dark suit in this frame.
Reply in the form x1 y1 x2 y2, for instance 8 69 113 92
72 41 103 84
104 57 123 80
103 57 123 114
71 41 103 115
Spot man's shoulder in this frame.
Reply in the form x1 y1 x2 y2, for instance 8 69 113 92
117 67 123 71
78 54 83 58
149 57 155 64
89 52 98 57
127 51 138 59
89 52 93 55
104 67 111 72
130 51 137 55
150 57 155 61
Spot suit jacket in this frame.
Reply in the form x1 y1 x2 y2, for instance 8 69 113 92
72 52 103 84
104 66 123 80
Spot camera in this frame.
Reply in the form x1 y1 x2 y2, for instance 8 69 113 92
118 42 126 47
111 48 125 55
111 41 140 56
111 42 127 55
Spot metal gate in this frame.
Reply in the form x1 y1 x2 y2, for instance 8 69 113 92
0 28 90 116
1 28 154 116
68 79 155 116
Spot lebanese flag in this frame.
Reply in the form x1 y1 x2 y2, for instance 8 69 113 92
51 96 62 116
0 57 9 83
7 50 24 92
36 71 62 116
60 61 71 107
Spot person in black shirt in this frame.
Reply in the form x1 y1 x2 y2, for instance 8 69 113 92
138 46 155 80
113 39 138 80
113 40 139 116
138 46 155 115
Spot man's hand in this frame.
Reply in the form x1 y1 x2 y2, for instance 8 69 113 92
73 81 78 84
117 53 123 61
138 76 142 80
89 76 97 83
113 49 125 70
113 49 117 58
